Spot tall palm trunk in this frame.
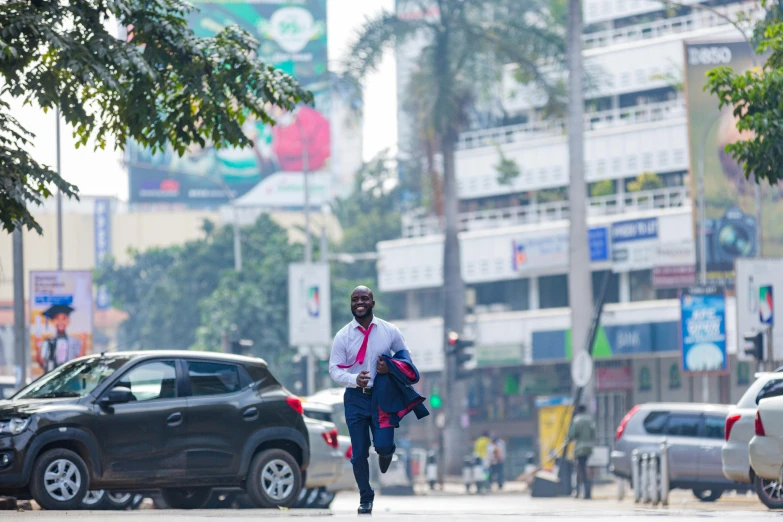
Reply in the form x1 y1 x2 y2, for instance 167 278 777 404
567 0 594 400
441 133 467 474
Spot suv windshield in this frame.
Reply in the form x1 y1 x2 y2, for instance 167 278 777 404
14 356 132 400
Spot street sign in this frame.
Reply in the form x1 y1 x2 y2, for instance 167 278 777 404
571 350 593 388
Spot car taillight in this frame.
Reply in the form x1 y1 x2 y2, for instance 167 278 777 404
756 410 766 436
725 414 741 442
286 396 303 415
321 428 339 449
345 445 353 460
615 405 640 442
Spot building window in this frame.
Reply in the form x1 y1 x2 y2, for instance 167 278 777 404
638 366 652 392
539 275 569 309
630 270 655 302
592 271 619 304
669 363 681 390
472 279 529 312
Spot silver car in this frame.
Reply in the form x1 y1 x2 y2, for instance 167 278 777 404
611 402 740 502
723 371 783 509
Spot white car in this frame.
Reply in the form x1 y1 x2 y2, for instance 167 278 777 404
749 394 783 509
305 389 357 495
723 371 783 508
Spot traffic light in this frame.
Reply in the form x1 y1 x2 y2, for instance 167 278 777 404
447 331 475 380
430 387 442 409
744 330 765 361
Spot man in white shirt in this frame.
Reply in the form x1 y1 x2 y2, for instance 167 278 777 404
329 286 409 515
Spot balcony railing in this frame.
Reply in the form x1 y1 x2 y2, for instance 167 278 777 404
582 3 758 50
456 99 684 151
401 186 690 238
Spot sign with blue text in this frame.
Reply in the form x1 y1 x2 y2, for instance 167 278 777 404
680 292 728 375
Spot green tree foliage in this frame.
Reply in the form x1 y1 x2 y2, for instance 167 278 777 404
627 172 664 192
705 0 783 185
96 216 300 361
589 179 615 198
0 0 310 233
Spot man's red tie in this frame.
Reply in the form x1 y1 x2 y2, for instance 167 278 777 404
337 324 374 369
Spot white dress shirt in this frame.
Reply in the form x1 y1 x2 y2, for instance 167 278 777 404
328 316 410 388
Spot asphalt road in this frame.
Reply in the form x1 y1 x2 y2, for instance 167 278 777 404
5 489 777 521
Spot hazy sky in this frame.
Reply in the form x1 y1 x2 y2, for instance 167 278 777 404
10 0 397 201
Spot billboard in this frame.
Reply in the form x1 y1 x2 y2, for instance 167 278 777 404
685 40 781 287
288 263 331 346
736 258 783 361
29 271 94 376
680 291 728 375
127 0 333 207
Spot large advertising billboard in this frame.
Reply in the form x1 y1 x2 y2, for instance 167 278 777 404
127 0 331 207
288 263 331 346
30 271 94 376
685 40 781 287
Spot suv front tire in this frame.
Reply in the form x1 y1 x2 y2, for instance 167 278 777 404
30 448 90 511
246 449 302 508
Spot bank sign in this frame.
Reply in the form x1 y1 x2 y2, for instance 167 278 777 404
680 292 728 375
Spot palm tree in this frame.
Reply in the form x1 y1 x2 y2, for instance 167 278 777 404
344 0 566 471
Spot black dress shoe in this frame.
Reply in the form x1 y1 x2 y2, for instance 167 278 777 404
358 501 373 514
379 454 392 474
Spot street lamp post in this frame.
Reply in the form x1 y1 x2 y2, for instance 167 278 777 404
56 108 63 271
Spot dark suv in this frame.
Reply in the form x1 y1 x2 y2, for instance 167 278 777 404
0 351 309 510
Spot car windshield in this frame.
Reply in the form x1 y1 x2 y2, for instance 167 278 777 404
13 356 133 400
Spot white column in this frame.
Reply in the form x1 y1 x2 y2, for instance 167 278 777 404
619 271 631 303
529 276 540 310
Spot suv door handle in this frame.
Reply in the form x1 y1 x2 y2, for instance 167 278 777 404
167 412 183 427
243 407 259 421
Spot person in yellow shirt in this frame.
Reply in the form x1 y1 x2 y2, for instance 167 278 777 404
474 431 491 459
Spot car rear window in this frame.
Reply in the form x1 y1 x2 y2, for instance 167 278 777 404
737 375 779 408
244 364 280 388
305 409 333 423
643 411 668 434
756 378 783 405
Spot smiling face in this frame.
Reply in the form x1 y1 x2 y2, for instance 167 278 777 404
350 286 375 320
52 313 70 334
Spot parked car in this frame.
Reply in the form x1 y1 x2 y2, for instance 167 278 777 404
749 395 783 498
305 388 356 496
0 351 309 510
611 402 744 502
723 371 783 509
294 402 344 508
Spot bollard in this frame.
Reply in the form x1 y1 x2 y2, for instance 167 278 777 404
631 449 641 503
649 452 659 506
617 475 626 501
659 439 670 507
640 453 650 503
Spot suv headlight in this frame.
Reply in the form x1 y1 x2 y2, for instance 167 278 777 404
0 418 30 435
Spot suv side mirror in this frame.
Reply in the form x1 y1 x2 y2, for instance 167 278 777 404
101 386 134 406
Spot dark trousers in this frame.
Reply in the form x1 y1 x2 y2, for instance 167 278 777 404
344 388 396 503
576 456 591 499
490 462 505 489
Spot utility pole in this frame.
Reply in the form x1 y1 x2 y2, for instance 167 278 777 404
56 108 63 271
567 0 595 407
13 229 26 389
296 113 316 395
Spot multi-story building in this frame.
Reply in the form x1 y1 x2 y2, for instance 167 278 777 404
386 0 761 474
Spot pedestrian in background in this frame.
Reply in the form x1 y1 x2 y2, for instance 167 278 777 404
489 433 506 490
568 404 596 500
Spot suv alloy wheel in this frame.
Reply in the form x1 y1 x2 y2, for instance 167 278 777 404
246 449 302 508
30 449 90 510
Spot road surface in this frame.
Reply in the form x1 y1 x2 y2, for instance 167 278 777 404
4 489 774 521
